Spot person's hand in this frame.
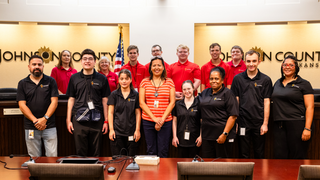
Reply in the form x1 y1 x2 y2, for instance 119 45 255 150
260 124 268 135
66 121 74 134
302 129 311 141
109 130 116 141
195 136 202 147
153 117 164 126
172 136 179 147
102 123 108 134
134 130 141 142
175 92 183 99
155 124 161 131
34 117 47 131
216 134 227 144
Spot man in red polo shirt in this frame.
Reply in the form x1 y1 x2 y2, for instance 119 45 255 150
121 45 147 91
201 43 233 92
227 45 247 79
167 44 201 98
145 45 170 77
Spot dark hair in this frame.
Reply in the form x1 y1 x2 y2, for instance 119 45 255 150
127 45 139 53
181 80 195 96
118 69 134 90
80 49 96 60
57 50 74 68
231 45 244 55
210 66 225 80
209 43 221 51
152 44 162 51
29 55 43 63
149 56 167 80
281 55 300 79
245 50 261 60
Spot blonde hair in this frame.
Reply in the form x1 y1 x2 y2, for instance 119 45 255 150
97 56 112 72
176 44 189 52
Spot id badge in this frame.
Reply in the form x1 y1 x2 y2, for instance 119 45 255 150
184 130 190 140
88 101 95 110
134 88 138 92
240 127 246 136
128 136 134 141
29 130 34 140
154 100 159 108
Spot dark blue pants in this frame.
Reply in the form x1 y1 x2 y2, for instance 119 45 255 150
142 120 172 158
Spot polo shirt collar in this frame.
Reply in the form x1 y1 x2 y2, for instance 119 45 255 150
243 69 261 80
115 88 136 98
231 59 245 67
128 61 140 67
280 75 302 84
80 69 97 78
59 66 73 71
177 59 189 66
26 74 47 83
210 59 223 66
209 84 225 96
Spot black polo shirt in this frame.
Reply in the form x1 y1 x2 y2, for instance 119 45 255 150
66 69 110 114
107 88 139 136
198 85 239 141
231 70 273 128
272 75 313 121
17 74 59 130
172 97 201 147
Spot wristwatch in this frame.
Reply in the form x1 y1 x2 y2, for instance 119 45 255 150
223 132 228 136
44 115 49 120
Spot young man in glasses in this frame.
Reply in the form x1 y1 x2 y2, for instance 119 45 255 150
145 44 170 76
231 50 272 159
66 49 110 157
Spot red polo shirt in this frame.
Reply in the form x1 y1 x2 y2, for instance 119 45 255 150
201 59 233 89
227 60 247 79
50 66 77 94
167 60 201 92
145 61 170 77
121 61 147 90
99 71 118 92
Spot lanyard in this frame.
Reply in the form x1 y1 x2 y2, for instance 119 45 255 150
84 75 93 102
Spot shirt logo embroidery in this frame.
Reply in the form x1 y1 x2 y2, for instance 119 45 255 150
92 82 100 86
190 108 197 112
109 78 115 81
214 97 222 101
185 68 192 71
292 84 300 88
40 84 49 88
128 98 135 102
254 82 262 87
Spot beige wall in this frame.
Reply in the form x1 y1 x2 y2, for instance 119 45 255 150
0 23 129 88
195 22 320 88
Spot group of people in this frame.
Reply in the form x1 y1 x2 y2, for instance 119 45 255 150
17 43 314 160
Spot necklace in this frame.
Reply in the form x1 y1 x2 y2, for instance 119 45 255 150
152 79 162 97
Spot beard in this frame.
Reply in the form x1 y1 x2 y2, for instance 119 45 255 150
31 69 43 77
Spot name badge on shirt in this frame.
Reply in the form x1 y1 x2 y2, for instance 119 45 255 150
135 88 138 92
184 130 190 140
240 127 246 136
154 100 159 108
128 136 134 141
29 130 34 140
88 101 95 110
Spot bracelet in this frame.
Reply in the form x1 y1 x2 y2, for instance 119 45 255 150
104 121 108 124
304 127 312 131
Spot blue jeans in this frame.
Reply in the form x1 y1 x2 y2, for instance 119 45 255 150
24 128 58 157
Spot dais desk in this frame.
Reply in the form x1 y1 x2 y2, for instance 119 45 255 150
1 157 320 180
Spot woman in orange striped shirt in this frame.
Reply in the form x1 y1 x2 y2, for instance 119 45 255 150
139 56 176 158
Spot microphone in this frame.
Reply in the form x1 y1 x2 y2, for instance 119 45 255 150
10 154 35 167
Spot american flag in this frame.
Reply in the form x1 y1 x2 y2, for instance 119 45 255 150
114 29 124 75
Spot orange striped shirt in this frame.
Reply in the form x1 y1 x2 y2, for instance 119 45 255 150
140 78 175 122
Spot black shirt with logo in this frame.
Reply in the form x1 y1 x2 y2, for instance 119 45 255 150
198 85 239 141
17 74 59 130
172 97 201 147
107 88 139 136
272 75 313 121
66 69 111 114
231 70 273 128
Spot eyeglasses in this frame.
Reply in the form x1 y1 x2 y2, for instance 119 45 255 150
231 51 241 54
282 63 295 68
82 57 94 61
152 49 161 53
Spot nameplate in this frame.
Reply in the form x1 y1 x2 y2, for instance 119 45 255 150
3 108 23 115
